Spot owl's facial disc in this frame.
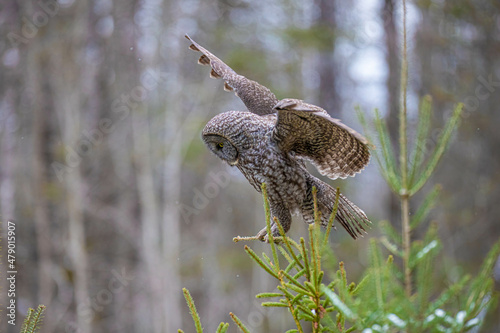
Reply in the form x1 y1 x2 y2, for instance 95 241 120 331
202 134 239 165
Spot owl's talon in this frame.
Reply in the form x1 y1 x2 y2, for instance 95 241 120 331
255 227 268 242
256 225 282 243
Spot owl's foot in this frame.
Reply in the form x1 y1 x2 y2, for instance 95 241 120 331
256 225 282 243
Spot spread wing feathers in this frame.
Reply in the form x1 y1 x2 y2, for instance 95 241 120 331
272 99 370 180
185 34 278 115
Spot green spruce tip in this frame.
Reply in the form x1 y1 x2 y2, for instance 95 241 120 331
261 183 280 270
216 322 229 333
182 288 203 333
20 308 35 333
20 304 46 333
181 288 232 333
229 312 251 333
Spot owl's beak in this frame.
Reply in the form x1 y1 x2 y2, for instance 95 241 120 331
228 159 239 166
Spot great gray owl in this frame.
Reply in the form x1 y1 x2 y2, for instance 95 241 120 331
186 35 371 241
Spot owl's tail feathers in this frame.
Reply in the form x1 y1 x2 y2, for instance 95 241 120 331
334 193 371 239
302 177 371 239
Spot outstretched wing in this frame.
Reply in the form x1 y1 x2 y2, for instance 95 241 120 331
272 99 370 180
185 34 278 116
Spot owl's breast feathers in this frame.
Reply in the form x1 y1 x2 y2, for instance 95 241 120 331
237 139 308 202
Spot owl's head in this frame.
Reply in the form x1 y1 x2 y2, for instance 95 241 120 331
202 111 270 165
202 134 239 165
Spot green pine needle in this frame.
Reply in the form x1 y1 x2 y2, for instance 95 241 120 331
410 184 441 229
369 239 385 311
408 95 433 185
261 301 289 307
256 292 283 298
275 220 305 271
428 275 470 314
380 236 403 257
409 103 463 195
374 108 402 193
244 245 279 279
321 285 357 321
379 220 402 245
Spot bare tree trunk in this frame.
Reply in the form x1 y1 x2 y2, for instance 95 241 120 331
132 106 162 331
382 0 401 224
314 0 339 116
131 0 166 330
0 88 16 333
66 165 90 333
0 90 16 221
49 3 91 331
29 51 55 332
50 83 91 333
50 81 91 333
383 0 399 135
162 103 183 332
100 1 142 329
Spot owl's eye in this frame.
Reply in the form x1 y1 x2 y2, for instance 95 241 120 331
218 142 224 148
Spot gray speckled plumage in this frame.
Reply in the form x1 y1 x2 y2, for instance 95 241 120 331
187 35 371 241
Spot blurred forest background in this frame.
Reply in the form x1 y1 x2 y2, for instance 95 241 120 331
0 0 499 332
